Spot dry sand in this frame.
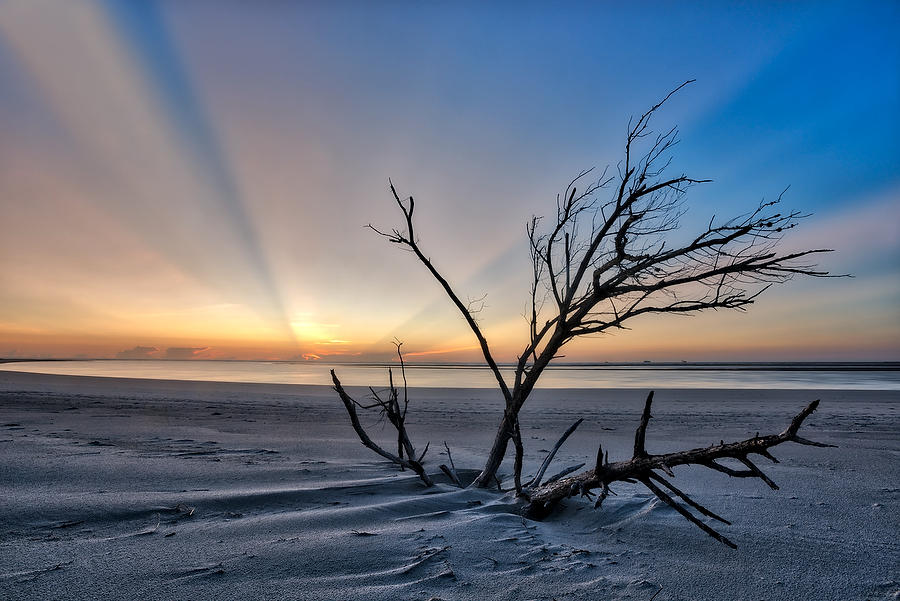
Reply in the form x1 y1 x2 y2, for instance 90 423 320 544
0 370 897 600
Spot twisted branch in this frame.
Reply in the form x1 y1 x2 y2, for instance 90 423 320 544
332 369 433 487
526 395 833 547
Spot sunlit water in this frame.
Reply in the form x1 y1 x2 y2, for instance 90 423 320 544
1 360 898 390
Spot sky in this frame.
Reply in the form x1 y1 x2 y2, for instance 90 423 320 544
0 0 897 363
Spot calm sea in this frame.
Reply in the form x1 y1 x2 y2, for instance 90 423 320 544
1 360 898 390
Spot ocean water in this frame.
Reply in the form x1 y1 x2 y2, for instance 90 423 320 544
1 360 898 390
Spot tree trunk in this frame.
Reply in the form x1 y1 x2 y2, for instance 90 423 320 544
472 410 516 487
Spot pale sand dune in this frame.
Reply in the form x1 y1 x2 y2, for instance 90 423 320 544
0 370 897 600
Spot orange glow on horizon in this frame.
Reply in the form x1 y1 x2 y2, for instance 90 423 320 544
403 345 481 358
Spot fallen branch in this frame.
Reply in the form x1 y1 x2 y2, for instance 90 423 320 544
439 441 463 487
542 462 585 485
332 370 433 487
525 394 833 547
526 418 584 489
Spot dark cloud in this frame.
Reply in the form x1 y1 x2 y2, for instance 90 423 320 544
116 345 159 359
164 347 208 360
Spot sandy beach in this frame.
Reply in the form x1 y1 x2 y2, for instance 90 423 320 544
0 369 896 600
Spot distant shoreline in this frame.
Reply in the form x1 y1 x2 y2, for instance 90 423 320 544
0 357 70 364
1 357 898 371
2 359 898 391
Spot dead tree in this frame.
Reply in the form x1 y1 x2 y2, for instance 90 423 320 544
332 82 836 545
524 392 834 547
365 80 831 489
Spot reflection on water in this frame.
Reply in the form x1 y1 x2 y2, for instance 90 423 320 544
1 360 899 390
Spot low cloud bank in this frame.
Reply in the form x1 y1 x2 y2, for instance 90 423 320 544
116 346 159 359
164 347 209 360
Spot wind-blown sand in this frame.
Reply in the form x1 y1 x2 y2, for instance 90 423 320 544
0 370 897 600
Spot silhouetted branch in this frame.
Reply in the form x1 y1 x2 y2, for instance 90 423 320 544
332 369 433 487
525 396 834 547
469 82 833 487
542 463 585 486
527 418 584 489
330 83 837 547
633 392 653 458
512 420 524 494
439 441 462 488
369 181 512 405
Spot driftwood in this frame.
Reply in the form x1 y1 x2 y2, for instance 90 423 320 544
331 368 433 487
334 361 832 546
439 441 463 488
525 393 834 547
526 418 584 489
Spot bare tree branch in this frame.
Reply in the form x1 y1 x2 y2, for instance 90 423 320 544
368 181 512 404
469 82 834 487
525 396 834 547
527 418 584 489
439 441 463 488
332 83 838 548
332 369 433 487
